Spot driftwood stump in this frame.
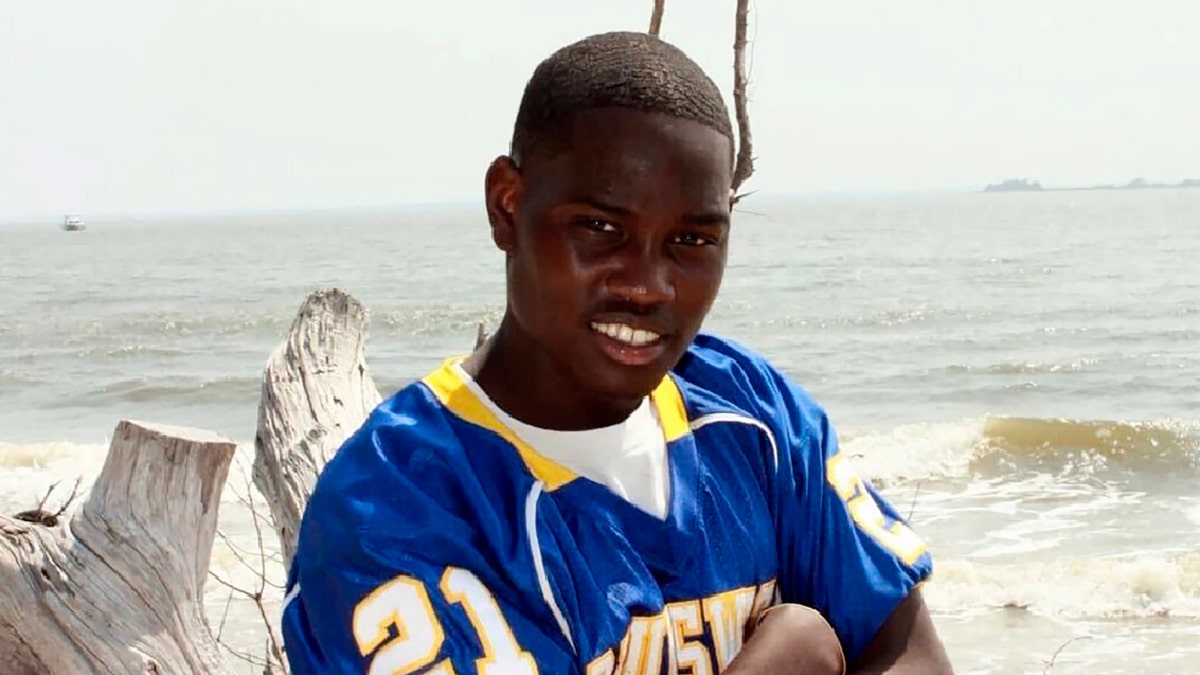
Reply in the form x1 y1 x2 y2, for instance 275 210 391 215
0 421 236 675
253 289 381 569
0 289 462 674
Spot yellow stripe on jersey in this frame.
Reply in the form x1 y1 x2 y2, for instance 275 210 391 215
423 359 577 490
651 374 690 443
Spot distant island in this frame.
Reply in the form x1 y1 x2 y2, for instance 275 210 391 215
984 177 1200 193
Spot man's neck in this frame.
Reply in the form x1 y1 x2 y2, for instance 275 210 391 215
467 319 644 431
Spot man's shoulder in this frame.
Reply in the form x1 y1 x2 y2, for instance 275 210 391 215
294 375 529 573
299 380 469 530
674 332 826 420
321 378 461 479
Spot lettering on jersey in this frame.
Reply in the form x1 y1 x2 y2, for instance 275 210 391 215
702 586 756 670
826 454 926 564
615 611 670 675
585 579 778 675
666 601 710 675
586 649 618 675
352 567 536 675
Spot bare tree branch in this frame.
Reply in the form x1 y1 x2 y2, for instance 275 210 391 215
256 595 287 672
50 478 83 520
34 481 60 513
731 0 755 203
649 0 666 36
241 460 288 672
214 529 284 590
907 481 922 521
208 569 257 599
475 321 488 350
1043 636 1092 673
210 455 289 673
214 589 237 644
224 643 271 671
14 477 85 527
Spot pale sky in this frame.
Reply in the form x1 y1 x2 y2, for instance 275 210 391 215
1 1 1196 217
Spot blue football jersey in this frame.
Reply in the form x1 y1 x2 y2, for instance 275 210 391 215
281 334 931 674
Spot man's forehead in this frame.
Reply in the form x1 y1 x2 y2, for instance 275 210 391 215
542 109 732 170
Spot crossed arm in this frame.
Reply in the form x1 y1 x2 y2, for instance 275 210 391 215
725 590 954 675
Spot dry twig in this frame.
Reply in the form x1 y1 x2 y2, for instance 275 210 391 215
214 589 237 645
1043 635 1091 673
647 0 755 203
731 0 755 203
475 321 488 350
14 477 84 527
210 456 288 674
907 481 922 522
648 0 666 36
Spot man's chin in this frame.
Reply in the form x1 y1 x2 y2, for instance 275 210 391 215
577 359 673 403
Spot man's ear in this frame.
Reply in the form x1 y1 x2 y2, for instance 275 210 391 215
485 156 521 252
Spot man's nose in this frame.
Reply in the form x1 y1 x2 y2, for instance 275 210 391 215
606 248 675 305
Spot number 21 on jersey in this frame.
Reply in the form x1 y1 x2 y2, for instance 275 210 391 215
353 567 538 675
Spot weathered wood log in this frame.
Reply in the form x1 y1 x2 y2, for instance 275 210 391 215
0 421 236 675
253 289 381 569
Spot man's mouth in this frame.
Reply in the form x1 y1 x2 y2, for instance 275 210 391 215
590 321 662 347
588 321 669 367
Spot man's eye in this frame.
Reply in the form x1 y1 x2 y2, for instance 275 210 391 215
581 219 618 233
674 231 716 247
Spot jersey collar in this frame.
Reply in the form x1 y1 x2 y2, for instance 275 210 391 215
421 356 690 490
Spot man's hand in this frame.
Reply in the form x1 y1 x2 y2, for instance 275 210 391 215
723 602 845 675
722 589 953 674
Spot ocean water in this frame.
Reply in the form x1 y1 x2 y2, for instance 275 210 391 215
1 189 1198 673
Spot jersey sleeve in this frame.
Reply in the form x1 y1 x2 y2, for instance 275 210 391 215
280 420 576 675
714 344 932 664
772 397 932 663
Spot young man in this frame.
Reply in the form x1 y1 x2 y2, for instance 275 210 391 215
282 31 953 674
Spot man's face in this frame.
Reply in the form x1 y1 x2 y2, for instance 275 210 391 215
486 108 733 401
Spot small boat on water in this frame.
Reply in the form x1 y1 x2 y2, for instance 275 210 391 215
62 214 85 231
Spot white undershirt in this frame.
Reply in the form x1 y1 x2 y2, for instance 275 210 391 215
453 363 670 519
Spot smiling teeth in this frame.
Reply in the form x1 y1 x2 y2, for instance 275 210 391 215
591 322 660 346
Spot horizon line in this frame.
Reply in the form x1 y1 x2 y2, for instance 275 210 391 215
0 186 985 224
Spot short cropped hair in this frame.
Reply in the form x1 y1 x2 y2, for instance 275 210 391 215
510 31 733 164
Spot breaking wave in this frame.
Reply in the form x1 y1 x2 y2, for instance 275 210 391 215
972 417 1198 473
926 552 1200 621
0 440 258 514
844 416 1199 484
